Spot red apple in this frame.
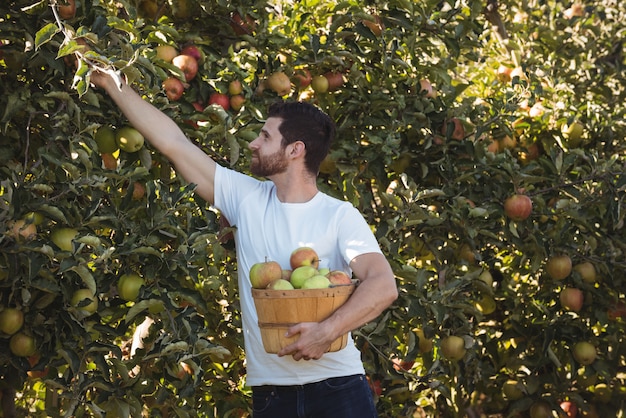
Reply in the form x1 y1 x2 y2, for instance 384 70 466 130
229 94 245 111
266 71 292 96
504 194 533 221
419 79 435 98
180 44 201 62
58 0 76 19
560 287 584 312
441 118 465 140
208 93 230 110
163 77 185 101
324 71 344 91
230 12 257 36
249 260 282 289
293 68 312 88
559 401 578 417
327 270 352 286
172 54 198 81
546 255 572 280
289 246 320 270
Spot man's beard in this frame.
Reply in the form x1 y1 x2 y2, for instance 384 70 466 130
250 148 288 177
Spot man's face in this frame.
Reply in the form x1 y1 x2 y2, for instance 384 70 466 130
249 117 288 177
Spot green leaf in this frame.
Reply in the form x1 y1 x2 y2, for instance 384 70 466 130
35 23 59 50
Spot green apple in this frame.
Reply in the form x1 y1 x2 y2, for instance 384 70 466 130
118 273 145 301
289 265 318 288
266 279 294 290
116 126 145 153
441 335 466 361
318 267 330 276
9 332 37 357
249 260 282 289
572 341 597 365
0 307 24 335
302 275 331 289
71 289 98 314
94 125 119 153
51 227 78 252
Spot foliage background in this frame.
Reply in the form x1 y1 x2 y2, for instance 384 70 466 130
0 0 624 417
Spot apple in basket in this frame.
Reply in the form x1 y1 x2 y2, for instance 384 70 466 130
250 260 282 289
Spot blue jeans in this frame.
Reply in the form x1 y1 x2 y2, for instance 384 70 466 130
251 374 378 418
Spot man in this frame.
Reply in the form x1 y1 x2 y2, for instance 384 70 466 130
91 71 398 417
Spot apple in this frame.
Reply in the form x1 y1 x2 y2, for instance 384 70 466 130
478 270 493 287
564 4 584 19
318 267 330 276
311 75 329 93
559 401 578 417
560 287 584 312
441 118 465 140
573 262 597 283
208 93 230 110
414 328 433 353
94 125 119 153
101 152 118 170
180 44 201 62
500 134 517 150
475 295 496 315
324 71 344 91
289 246 320 270
327 270 352 286
529 101 546 118
24 211 44 225
118 273 145 301
504 194 533 221
530 401 552 418
9 219 37 240
280 269 292 281
266 279 294 290
172 54 199 82
608 301 626 320
458 244 476 264
497 64 513 82
546 255 572 280
502 379 525 400
0 307 24 335
155 45 178 62
58 0 76 19
162 76 185 101
302 275 331 289
229 94 245 111
228 80 243 95
441 335 466 361
9 332 37 357
249 260 282 289
132 181 146 200
561 121 585 147
51 227 78 251
230 12 257 36
266 71 291 96
573 341 596 365
289 265 318 289
292 68 312 88
71 289 98 314
418 79 435 98
116 125 145 152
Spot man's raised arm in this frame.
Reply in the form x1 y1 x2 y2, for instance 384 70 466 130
91 71 217 204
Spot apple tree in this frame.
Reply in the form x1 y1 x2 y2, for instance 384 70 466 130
1 0 625 417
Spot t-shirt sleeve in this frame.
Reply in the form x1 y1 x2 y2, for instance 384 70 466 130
336 204 383 265
213 164 265 224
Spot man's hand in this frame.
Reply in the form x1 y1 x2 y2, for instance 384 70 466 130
277 322 334 361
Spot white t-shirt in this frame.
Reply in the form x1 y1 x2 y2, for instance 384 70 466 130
213 164 383 386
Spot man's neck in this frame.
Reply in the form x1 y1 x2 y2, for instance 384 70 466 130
270 171 319 203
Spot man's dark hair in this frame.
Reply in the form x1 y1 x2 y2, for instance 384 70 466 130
267 101 336 175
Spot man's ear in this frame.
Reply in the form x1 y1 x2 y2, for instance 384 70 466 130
288 141 306 158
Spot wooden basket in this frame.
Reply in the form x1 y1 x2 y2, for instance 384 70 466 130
252 284 356 354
